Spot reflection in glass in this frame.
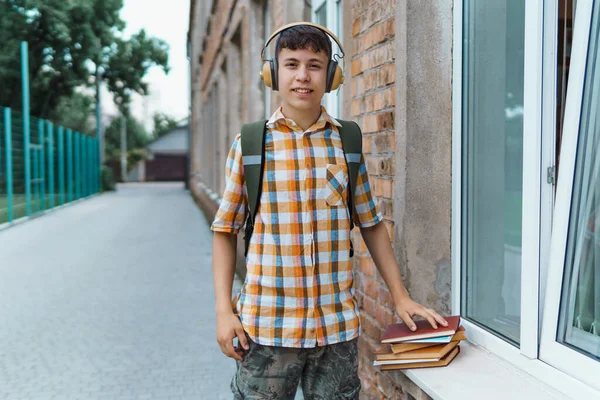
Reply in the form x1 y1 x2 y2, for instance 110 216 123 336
461 1 525 344
558 0 600 360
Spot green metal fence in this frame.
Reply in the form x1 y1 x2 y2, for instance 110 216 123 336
0 106 100 225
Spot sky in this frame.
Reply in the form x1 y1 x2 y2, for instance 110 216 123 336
102 0 191 130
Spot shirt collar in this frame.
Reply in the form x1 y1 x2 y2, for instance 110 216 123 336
267 106 342 130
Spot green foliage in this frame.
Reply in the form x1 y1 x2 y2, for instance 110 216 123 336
101 165 116 191
151 111 179 139
103 115 150 161
0 0 170 118
49 91 95 135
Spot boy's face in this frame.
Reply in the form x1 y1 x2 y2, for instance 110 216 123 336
277 47 329 115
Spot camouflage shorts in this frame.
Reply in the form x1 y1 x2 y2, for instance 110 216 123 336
230 335 360 400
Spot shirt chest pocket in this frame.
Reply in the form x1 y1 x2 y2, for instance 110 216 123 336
324 163 348 207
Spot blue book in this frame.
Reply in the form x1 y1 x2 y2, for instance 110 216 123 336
402 335 452 344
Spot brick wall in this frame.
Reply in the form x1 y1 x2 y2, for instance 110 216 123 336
349 1 453 399
349 1 406 398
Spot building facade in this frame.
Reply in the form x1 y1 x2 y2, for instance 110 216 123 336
188 0 600 398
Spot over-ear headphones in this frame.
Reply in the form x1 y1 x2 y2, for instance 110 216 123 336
260 22 345 93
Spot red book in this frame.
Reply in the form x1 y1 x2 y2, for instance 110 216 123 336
381 316 461 344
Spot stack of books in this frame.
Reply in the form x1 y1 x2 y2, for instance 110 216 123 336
374 315 465 370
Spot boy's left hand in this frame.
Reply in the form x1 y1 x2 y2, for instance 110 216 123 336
395 297 448 331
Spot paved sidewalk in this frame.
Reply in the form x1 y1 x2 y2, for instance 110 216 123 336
0 183 240 400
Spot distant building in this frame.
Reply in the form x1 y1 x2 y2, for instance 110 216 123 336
128 124 189 182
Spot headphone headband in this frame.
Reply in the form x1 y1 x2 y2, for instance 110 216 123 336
261 22 345 60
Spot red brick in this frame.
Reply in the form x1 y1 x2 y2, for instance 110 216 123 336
375 304 396 328
376 372 403 399
364 93 375 113
362 274 380 299
372 177 393 199
373 133 395 153
354 274 365 295
363 135 372 154
378 286 396 312
362 293 379 317
353 18 361 36
358 334 378 361
363 115 378 133
378 64 396 86
366 156 379 176
352 59 363 77
371 156 394 175
360 311 383 342
377 112 395 131
352 99 362 116
384 17 396 38
366 43 395 70
364 71 378 91
379 199 393 220
374 87 395 111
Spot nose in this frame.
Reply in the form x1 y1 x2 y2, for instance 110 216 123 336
295 65 310 82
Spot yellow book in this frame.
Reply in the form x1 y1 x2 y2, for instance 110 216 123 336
375 340 459 363
380 345 460 370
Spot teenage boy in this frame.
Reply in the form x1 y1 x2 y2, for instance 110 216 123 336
211 22 447 399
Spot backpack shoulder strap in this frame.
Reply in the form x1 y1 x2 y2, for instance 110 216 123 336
240 119 267 256
337 119 363 258
337 119 363 211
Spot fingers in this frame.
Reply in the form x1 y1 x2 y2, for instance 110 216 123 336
235 325 249 350
217 330 246 361
399 311 416 331
223 339 243 361
217 331 247 361
430 309 449 327
416 308 450 330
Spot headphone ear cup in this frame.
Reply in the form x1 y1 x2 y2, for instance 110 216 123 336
326 61 337 92
326 61 344 92
261 61 273 88
330 65 344 92
270 58 278 91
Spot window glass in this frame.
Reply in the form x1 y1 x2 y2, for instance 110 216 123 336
558 0 600 360
461 0 526 344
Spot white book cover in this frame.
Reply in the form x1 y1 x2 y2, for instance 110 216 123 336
373 357 441 366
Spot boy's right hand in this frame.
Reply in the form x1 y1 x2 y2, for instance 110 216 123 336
216 311 249 361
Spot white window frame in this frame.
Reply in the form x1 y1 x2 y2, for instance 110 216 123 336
540 0 600 390
452 0 600 396
311 0 343 118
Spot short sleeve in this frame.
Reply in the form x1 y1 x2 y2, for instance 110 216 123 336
210 134 247 234
352 153 382 228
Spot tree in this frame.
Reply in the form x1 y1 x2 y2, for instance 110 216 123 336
103 114 149 159
0 0 169 120
151 111 179 140
49 91 95 134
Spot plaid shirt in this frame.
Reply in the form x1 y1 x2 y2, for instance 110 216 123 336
211 107 382 348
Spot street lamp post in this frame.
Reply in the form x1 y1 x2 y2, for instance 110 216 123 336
96 67 104 165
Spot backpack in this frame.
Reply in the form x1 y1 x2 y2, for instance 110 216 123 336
240 119 363 258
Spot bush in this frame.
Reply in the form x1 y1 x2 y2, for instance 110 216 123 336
101 166 116 191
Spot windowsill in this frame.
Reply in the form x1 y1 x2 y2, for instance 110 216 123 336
395 341 568 400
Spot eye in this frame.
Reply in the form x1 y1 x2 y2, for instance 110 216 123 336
286 62 297 67
310 64 322 69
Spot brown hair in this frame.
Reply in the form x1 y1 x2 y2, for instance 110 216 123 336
275 25 332 60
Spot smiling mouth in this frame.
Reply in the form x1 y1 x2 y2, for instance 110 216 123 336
293 89 313 93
